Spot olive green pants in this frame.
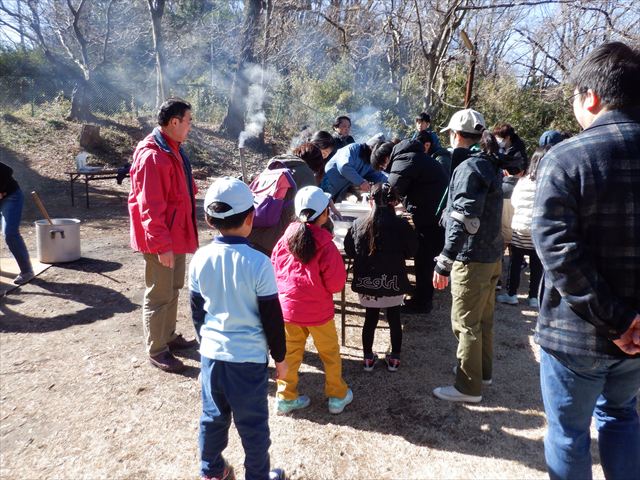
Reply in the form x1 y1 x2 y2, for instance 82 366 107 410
142 253 186 356
450 260 502 396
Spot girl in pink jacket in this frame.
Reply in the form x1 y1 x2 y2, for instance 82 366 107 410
271 186 352 415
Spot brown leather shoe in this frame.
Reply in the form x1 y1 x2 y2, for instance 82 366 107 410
167 334 198 351
149 351 186 373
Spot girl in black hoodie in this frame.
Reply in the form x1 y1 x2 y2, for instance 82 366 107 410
344 183 418 372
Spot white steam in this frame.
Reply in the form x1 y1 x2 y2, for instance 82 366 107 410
350 106 388 144
288 125 313 151
238 64 280 148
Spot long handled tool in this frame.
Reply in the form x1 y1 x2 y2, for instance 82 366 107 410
31 191 54 226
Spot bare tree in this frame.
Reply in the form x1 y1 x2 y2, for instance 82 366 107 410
0 0 118 120
146 0 168 108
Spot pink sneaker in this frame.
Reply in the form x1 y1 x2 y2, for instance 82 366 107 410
384 354 400 372
363 354 378 372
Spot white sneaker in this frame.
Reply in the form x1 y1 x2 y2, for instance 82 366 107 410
452 365 492 385
496 293 518 305
527 297 539 308
13 271 35 285
433 385 482 403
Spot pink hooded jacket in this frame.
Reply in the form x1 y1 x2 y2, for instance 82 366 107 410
271 222 346 326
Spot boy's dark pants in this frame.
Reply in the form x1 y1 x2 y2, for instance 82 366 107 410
414 225 445 307
200 356 271 479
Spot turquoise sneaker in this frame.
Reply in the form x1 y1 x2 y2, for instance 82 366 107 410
276 395 311 414
328 388 353 414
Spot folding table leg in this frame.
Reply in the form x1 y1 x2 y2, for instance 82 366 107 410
70 174 75 206
85 176 90 208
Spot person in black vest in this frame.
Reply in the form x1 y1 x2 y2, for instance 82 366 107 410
387 131 448 314
332 115 355 150
493 123 528 172
0 162 34 285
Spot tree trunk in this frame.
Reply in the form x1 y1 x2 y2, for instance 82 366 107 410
69 79 93 122
219 0 262 140
147 0 168 109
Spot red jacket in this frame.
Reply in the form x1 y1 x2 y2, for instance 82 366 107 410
128 128 198 255
271 222 346 326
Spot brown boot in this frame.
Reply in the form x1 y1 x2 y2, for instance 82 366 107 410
149 351 185 373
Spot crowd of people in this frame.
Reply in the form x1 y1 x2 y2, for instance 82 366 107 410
124 41 640 480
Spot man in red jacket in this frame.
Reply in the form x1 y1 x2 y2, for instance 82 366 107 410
128 98 199 373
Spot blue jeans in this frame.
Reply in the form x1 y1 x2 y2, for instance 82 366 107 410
200 356 271 480
0 188 32 274
540 348 640 480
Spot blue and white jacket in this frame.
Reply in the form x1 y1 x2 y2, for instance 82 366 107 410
321 143 387 201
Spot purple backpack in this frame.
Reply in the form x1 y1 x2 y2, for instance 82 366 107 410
249 161 297 228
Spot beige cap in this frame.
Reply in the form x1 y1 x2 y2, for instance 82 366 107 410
441 109 486 134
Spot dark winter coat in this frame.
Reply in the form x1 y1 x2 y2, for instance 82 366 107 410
344 207 418 297
0 162 19 196
440 149 504 264
332 133 355 150
501 134 528 173
431 147 452 178
387 139 448 229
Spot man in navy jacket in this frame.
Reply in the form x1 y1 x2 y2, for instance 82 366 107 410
532 42 640 480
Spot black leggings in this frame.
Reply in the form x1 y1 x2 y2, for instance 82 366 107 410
362 306 402 356
507 245 543 298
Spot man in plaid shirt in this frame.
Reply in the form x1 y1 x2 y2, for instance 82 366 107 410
532 42 640 480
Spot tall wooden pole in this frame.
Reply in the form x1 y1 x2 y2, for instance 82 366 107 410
461 31 476 109
464 44 476 109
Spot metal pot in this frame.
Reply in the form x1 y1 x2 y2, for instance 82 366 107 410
35 218 81 264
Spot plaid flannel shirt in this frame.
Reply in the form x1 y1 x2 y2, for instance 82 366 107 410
532 107 640 358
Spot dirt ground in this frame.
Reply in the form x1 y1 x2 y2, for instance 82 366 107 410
0 131 616 479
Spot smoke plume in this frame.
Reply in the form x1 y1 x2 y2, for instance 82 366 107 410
238 63 280 148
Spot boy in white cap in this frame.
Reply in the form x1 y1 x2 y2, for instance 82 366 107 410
189 176 288 480
271 186 351 415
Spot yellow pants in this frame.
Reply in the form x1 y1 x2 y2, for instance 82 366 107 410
277 321 348 401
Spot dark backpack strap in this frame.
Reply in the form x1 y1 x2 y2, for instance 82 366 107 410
267 159 288 171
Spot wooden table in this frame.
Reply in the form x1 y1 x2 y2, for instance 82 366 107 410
65 169 128 208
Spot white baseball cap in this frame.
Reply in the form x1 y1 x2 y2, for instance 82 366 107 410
295 186 331 221
366 132 386 148
204 177 255 218
441 109 486 134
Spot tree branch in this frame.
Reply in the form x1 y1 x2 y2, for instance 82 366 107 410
96 0 115 70
66 0 90 74
459 0 573 11
515 28 568 73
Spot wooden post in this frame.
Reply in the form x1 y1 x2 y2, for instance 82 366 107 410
464 45 477 109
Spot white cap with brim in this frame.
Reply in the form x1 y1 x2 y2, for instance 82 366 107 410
441 109 486 135
204 176 255 219
366 132 385 148
295 186 331 222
